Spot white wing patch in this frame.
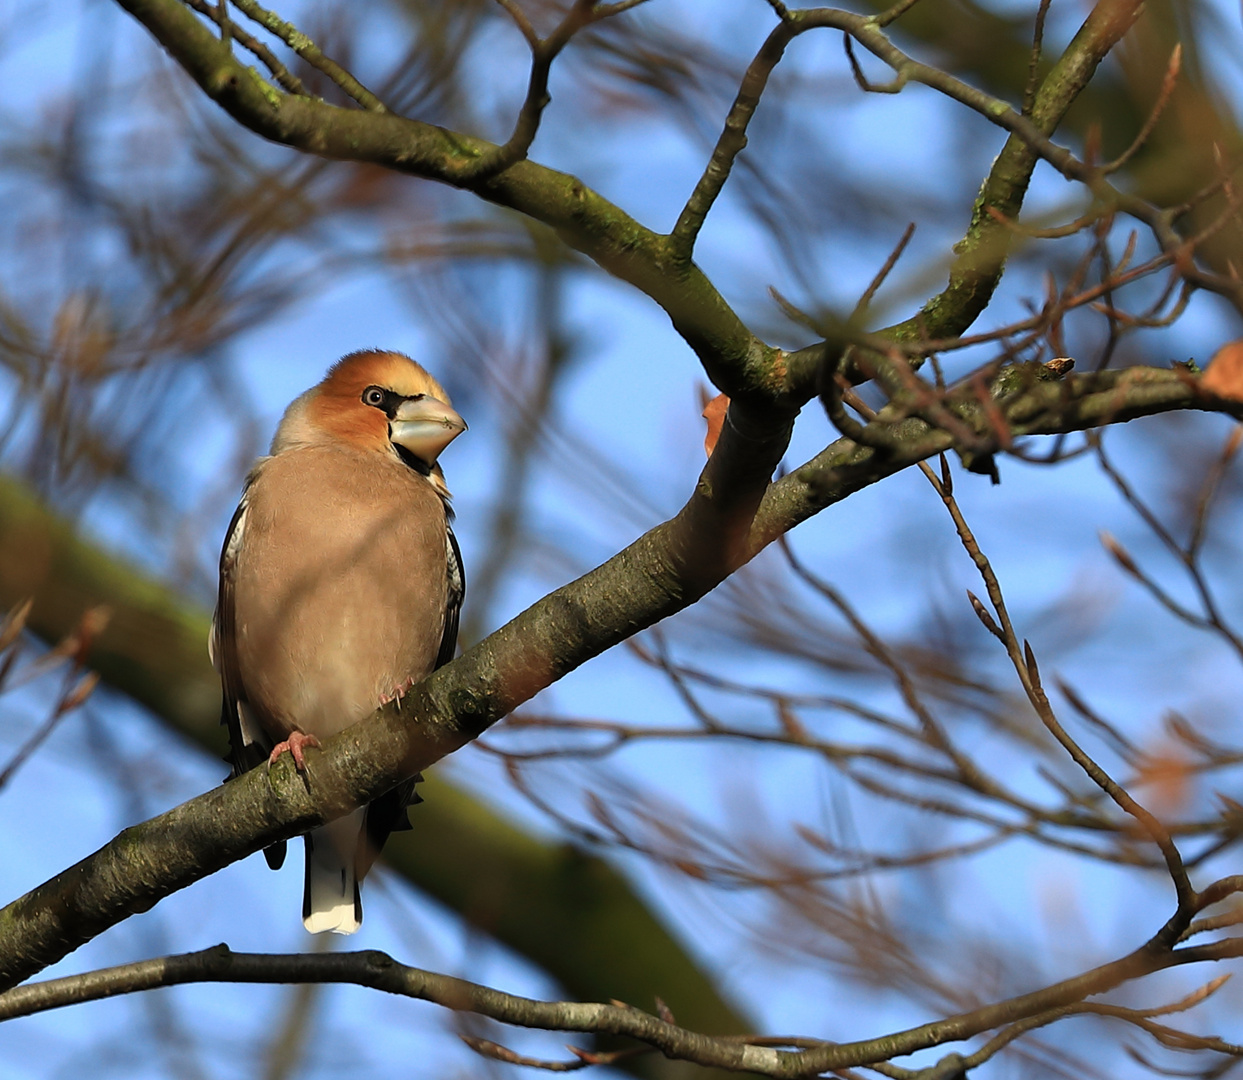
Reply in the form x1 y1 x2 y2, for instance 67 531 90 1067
236 701 267 752
208 611 220 673
221 500 249 574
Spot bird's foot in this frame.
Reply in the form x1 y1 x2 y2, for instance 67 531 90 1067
380 676 417 710
268 730 321 773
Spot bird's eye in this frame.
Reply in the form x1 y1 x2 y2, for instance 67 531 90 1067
362 387 386 408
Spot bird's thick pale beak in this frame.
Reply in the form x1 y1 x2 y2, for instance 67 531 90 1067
389 396 467 464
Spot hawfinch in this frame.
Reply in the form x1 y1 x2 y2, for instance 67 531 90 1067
210 350 466 934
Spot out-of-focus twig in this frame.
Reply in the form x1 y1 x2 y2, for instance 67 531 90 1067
0 601 107 792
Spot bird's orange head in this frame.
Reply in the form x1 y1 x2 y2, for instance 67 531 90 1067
273 350 466 468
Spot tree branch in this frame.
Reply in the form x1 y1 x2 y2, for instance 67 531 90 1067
752 365 1238 553
227 0 388 111
463 0 640 181
0 362 1236 990
113 0 791 410
3 927 1243 1076
781 0 1148 397
670 19 798 255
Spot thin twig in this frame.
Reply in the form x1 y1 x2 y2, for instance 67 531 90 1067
228 0 389 111
1056 679 1140 763
493 0 539 46
182 0 306 93
1022 0 1053 117
873 0 931 29
1188 425 1243 557
922 460 1195 911
462 0 638 180
779 534 1000 796
842 33 904 94
0 605 107 792
213 0 230 44
850 222 916 322
1104 46 1182 175
671 18 801 253
1096 436 1243 664
5 929 1243 1077
464 1029 604 1068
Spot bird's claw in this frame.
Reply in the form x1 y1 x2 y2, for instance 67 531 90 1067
268 730 321 773
380 676 417 710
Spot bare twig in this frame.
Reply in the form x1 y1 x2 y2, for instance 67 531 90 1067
462 1035 596 1072
1096 436 1243 664
182 0 306 93
921 460 1195 911
227 0 389 111
850 223 916 322
842 33 905 94
671 18 803 253
1104 46 1182 175
873 0 931 29
0 604 107 792
462 1 646 180
1022 0 1053 117
1188 425 1243 557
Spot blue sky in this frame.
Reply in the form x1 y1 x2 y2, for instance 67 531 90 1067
4 1 1243 1077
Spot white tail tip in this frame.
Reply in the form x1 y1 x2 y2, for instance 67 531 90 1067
302 810 366 935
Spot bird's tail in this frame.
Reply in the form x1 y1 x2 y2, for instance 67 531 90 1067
302 808 367 934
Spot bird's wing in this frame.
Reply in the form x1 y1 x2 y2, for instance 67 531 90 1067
214 490 272 777
436 523 465 671
215 483 287 870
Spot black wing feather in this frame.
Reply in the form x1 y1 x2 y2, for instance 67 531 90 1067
216 494 262 779
436 524 465 671
215 485 286 870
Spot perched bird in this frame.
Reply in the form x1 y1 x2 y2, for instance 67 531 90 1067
210 350 466 934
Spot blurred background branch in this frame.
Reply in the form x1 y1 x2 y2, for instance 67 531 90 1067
5 0 1243 1076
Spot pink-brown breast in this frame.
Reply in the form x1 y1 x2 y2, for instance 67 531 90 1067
230 442 449 742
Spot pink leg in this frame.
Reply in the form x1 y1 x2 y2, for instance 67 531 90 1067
268 730 322 772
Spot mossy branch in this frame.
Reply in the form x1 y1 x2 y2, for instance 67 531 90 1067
1 362 1236 991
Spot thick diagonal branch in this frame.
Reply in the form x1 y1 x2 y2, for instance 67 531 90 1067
0 399 789 989
0 366 1234 990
